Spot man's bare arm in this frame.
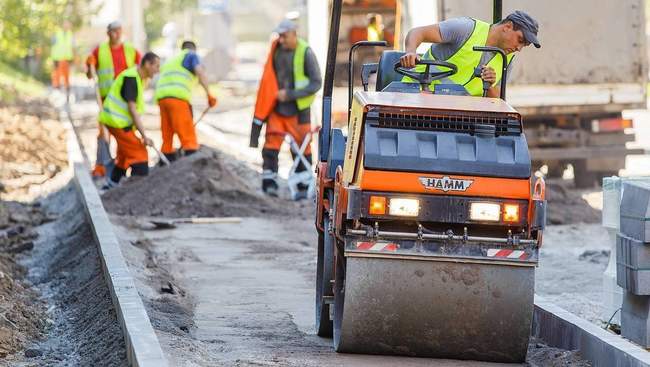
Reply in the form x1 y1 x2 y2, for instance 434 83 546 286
400 24 443 68
194 64 210 96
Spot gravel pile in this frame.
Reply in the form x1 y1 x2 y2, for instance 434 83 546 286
102 146 309 218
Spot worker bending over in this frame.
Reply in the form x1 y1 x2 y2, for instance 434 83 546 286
51 20 75 101
99 52 160 189
250 19 322 197
399 11 540 97
154 41 217 162
86 21 142 178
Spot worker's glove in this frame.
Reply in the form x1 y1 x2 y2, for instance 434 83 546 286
208 94 218 108
250 118 264 148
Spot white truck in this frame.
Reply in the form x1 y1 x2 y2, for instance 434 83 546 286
439 0 648 187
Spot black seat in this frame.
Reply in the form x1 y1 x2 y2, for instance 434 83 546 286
376 50 405 92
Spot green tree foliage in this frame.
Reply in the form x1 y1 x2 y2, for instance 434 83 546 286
0 0 94 61
144 0 197 46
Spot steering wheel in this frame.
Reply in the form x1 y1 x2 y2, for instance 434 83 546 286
394 58 458 91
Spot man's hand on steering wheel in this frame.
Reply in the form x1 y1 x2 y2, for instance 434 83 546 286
399 52 420 68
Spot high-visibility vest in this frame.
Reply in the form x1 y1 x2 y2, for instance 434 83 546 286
367 24 383 42
154 49 197 102
403 18 514 96
99 66 144 129
51 30 73 61
294 39 316 111
97 41 137 98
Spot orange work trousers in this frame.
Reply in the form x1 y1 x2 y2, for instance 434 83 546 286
51 60 71 89
106 126 148 170
263 112 311 155
158 98 198 154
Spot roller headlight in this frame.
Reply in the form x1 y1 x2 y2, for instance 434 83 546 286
389 198 420 217
469 202 500 222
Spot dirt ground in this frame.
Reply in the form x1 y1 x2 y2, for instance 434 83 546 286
0 201 48 359
0 97 67 202
0 93 127 366
5 184 128 366
0 98 63 360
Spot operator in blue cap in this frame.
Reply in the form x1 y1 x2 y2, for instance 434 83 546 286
399 10 540 98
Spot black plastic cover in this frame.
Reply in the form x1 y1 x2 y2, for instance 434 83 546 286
376 51 405 92
363 123 531 179
327 128 346 179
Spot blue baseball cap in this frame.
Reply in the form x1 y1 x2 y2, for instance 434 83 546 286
505 11 540 48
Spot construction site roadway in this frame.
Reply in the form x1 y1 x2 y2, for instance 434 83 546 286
67 88 591 366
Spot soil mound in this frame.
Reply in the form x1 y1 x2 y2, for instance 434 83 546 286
102 146 305 218
0 102 67 201
0 96 61 358
546 180 601 225
0 201 49 358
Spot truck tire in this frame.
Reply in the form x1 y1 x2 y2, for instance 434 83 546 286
572 160 598 188
546 161 566 179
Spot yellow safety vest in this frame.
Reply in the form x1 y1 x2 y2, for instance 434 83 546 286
155 50 197 102
97 42 137 98
294 39 316 111
367 24 383 42
99 66 145 129
404 18 514 96
51 30 73 61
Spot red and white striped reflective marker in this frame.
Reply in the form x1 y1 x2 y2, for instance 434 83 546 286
356 241 399 251
487 249 528 260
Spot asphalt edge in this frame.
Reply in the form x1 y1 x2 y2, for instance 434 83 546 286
62 110 169 367
534 296 650 367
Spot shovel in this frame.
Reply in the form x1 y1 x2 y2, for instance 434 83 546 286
150 145 171 166
193 106 212 127
149 217 242 229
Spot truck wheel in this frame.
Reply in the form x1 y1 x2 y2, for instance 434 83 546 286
315 214 334 337
546 162 565 179
572 160 598 188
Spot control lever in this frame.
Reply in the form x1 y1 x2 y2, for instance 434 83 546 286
473 66 492 97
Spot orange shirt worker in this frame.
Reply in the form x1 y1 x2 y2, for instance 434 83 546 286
86 21 142 178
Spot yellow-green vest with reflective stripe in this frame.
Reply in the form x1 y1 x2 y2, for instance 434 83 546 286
294 39 316 111
154 50 197 102
97 41 137 98
367 24 383 42
52 30 73 61
403 19 514 96
99 66 145 128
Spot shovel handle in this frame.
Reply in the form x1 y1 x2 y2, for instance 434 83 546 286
194 106 212 126
151 146 170 166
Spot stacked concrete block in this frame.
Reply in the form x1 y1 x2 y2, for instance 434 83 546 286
619 181 650 347
617 234 650 295
602 176 623 325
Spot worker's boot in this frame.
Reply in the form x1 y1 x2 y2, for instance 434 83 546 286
262 149 280 197
99 178 119 194
294 154 312 200
262 170 279 197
